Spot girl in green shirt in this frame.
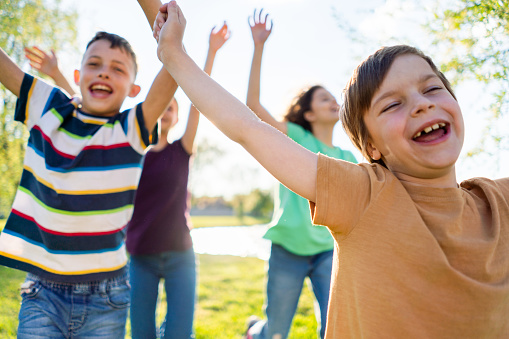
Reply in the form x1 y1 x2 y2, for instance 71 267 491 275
244 9 356 339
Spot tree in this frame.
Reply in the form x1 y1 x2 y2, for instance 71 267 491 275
231 189 273 220
0 0 78 217
426 0 509 156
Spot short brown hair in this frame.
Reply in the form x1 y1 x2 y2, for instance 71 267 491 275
340 45 456 167
85 31 138 76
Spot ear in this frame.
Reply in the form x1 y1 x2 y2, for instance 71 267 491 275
367 141 382 161
303 111 316 123
128 84 141 98
73 69 80 85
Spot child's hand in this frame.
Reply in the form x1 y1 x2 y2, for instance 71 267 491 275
153 4 168 42
209 22 230 53
155 1 186 63
248 9 273 47
24 46 59 78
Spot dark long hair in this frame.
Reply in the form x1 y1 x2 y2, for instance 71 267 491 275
283 85 324 133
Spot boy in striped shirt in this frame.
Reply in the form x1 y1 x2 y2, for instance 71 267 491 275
0 30 176 338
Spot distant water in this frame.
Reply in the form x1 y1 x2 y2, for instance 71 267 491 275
190 224 271 260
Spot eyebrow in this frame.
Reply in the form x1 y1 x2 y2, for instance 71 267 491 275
86 55 127 67
371 73 440 108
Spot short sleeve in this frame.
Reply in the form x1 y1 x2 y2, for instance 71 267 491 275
15 73 70 129
311 154 373 235
118 103 152 154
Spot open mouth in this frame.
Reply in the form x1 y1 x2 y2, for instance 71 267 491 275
89 84 113 95
412 122 448 142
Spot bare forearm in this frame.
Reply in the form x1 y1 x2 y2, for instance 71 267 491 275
143 67 178 133
137 0 162 27
51 69 76 96
246 45 264 108
162 50 257 143
160 50 317 201
182 48 217 152
0 47 24 97
246 44 285 132
203 49 217 76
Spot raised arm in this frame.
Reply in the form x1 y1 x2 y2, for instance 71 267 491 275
247 9 287 133
155 1 317 202
181 22 230 154
24 47 76 96
137 0 164 28
137 0 179 134
0 47 25 97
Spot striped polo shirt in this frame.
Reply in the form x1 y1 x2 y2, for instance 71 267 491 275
0 74 151 282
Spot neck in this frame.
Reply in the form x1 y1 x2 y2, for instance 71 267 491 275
393 166 459 189
151 130 169 151
310 122 335 147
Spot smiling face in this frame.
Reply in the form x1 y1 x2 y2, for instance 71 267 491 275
74 39 140 117
363 54 464 184
305 87 340 126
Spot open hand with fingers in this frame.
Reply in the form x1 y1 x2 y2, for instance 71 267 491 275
209 22 231 53
249 9 273 47
24 46 59 78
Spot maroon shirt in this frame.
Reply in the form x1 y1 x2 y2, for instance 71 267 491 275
126 139 193 255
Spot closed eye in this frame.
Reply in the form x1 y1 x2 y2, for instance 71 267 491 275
381 102 400 113
424 86 442 94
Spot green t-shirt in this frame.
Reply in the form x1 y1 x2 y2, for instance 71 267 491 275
264 122 358 255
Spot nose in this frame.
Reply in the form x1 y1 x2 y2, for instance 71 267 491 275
98 67 110 79
410 93 435 117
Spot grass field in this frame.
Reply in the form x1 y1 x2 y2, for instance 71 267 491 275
191 215 271 228
0 218 319 338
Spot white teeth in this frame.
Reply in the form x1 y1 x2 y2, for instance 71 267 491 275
413 122 446 139
91 84 111 92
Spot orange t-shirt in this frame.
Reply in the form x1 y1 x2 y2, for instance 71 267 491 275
311 154 509 338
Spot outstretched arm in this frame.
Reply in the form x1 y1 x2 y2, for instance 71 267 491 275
137 0 165 28
181 22 230 154
24 47 76 96
0 47 25 97
137 0 179 134
246 9 286 133
155 1 317 202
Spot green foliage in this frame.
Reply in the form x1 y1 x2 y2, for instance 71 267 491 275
231 189 274 220
427 0 509 154
0 0 78 217
0 265 24 338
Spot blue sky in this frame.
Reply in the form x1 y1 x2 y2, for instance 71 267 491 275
53 0 505 198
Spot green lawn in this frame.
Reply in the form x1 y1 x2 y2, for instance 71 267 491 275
191 215 270 228
0 218 319 338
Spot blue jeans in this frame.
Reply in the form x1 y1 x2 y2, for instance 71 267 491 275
249 244 333 339
17 272 130 339
129 248 196 339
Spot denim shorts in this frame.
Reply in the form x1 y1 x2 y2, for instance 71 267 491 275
17 272 130 339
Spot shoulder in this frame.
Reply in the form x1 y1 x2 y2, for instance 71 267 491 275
286 121 308 137
461 177 509 200
317 155 398 197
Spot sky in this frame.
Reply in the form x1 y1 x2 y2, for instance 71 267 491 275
50 0 507 198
